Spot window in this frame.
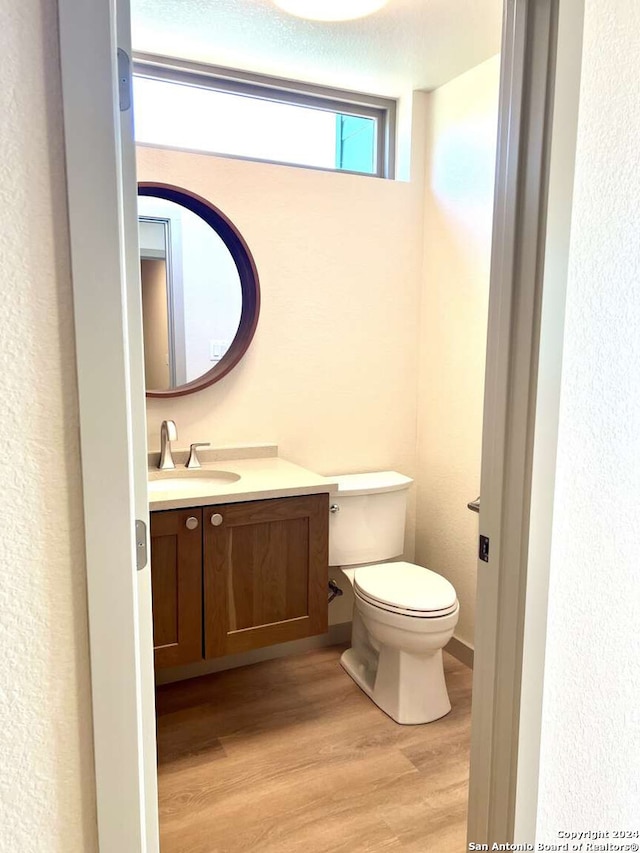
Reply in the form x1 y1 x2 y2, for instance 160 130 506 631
132 55 396 178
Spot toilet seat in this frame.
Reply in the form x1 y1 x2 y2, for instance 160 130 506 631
354 561 458 618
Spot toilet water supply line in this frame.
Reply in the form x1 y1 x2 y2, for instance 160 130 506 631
328 501 343 602
328 579 343 603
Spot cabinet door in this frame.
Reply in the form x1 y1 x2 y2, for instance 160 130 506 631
204 494 329 658
150 508 203 669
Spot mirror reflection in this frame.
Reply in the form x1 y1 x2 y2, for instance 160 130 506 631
138 195 242 391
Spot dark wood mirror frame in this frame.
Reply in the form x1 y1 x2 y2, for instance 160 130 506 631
138 183 260 398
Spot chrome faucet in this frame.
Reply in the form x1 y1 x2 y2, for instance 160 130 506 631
158 420 178 470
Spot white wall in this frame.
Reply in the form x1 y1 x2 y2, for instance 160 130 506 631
0 0 97 849
536 0 640 833
138 125 427 624
415 56 500 649
180 208 241 379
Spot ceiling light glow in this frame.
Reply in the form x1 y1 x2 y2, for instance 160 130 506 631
273 0 389 22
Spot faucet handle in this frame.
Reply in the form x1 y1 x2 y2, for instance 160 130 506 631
186 443 210 469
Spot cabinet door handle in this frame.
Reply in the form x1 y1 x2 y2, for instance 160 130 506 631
210 513 223 527
185 516 199 530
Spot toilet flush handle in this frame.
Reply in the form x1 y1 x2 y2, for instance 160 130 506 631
329 504 340 513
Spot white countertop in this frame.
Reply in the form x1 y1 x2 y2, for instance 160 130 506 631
148 454 338 511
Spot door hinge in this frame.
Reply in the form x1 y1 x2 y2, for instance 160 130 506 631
479 534 490 563
135 519 148 570
117 48 132 112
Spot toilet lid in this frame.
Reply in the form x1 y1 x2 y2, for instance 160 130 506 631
354 562 457 616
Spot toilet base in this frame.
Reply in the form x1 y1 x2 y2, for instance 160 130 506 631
340 644 452 725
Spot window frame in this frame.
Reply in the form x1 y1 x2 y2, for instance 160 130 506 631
132 52 397 179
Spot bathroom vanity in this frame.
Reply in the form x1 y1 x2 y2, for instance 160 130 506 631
148 449 337 670
139 184 343 672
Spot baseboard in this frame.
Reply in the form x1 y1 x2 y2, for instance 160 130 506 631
156 621 353 685
445 635 474 669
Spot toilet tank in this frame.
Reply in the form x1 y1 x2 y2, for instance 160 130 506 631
328 471 413 567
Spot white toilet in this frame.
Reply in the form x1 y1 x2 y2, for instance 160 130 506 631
329 471 459 725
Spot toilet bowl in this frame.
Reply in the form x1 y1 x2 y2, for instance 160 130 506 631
329 473 459 725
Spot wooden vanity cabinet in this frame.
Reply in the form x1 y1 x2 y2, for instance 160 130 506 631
204 494 329 658
149 508 203 669
150 493 329 669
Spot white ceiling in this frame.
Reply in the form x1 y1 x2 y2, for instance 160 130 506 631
131 0 502 97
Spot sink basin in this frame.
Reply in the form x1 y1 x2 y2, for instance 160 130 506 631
148 469 241 493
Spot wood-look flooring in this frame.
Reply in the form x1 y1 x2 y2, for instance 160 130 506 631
156 646 473 853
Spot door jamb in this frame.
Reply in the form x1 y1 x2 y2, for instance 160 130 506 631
513 0 585 838
467 0 584 843
57 0 153 849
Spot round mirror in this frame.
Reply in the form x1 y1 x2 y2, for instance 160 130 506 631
138 183 260 397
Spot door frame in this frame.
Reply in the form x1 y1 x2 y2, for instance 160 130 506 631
468 0 584 843
138 202 188 386
57 0 159 850
56 0 584 849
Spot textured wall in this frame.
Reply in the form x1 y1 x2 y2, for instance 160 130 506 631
138 138 426 625
414 56 500 649
536 0 640 832
0 0 97 850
